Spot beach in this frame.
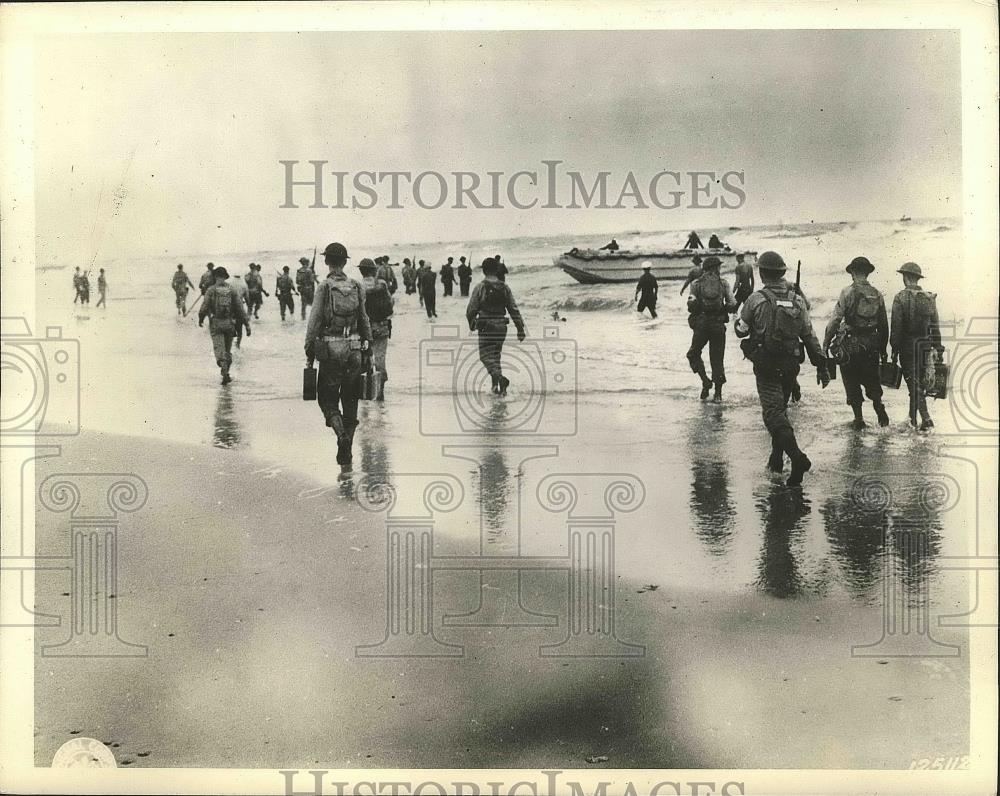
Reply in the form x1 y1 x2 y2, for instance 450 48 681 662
25 218 987 769
30 216 988 769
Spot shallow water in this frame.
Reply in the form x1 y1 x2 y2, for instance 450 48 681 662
30 217 986 612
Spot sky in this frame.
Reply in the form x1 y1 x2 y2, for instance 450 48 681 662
33 29 961 263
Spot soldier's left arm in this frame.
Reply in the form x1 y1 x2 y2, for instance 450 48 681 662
822 289 847 349
198 288 213 323
506 286 526 336
356 282 372 343
877 297 890 354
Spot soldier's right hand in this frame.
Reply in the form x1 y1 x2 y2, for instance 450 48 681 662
816 364 831 388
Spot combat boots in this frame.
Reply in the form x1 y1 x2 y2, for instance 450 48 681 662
699 375 712 400
776 429 811 486
874 402 890 427
712 384 723 403
336 423 357 465
767 438 784 473
221 363 232 385
850 404 867 430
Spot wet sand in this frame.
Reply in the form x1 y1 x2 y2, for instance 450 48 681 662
34 427 969 770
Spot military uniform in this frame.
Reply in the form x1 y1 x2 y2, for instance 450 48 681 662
686 263 736 398
172 270 196 314
296 263 317 320
457 261 472 296
96 273 107 308
419 267 438 318
276 271 296 320
733 260 754 309
199 274 250 384
244 269 264 318
361 266 394 400
305 270 372 462
466 273 526 395
440 262 455 296
736 253 827 485
823 268 889 427
198 267 215 295
890 267 942 427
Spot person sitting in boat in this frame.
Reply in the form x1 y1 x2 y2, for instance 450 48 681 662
599 238 620 252
684 231 704 249
708 233 724 249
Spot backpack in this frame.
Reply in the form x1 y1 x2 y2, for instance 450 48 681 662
480 280 508 315
697 272 725 313
847 285 882 331
172 272 187 291
324 278 361 333
212 285 235 321
365 280 393 323
907 290 937 338
760 287 804 359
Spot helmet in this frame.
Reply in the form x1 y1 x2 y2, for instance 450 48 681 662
897 262 923 278
757 251 787 273
702 256 722 270
846 256 875 274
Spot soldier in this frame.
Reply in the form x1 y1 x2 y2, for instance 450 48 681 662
466 257 526 396
276 265 298 321
635 263 659 318
72 267 82 303
96 268 108 308
376 256 398 295
304 242 372 465
401 258 417 294
418 260 438 319
296 256 318 320
359 258 394 401
732 253 755 311
493 254 509 282
890 262 943 431
231 273 249 347
823 256 890 429
457 256 473 297
79 271 91 304
686 256 737 401
679 255 703 295
440 257 456 297
171 264 197 315
198 266 251 385
198 262 216 295
244 263 268 319
683 230 704 250
735 251 830 486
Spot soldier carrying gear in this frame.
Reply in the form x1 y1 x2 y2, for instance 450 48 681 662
198 262 216 295
457 256 473 297
686 256 737 402
199 266 251 385
401 258 418 295
304 242 372 466
890 262 943 431
823 256 890 430
296 256 318 320
418 261 438 318
736 251 829 486
171 264 197 315
359 257 393 402
732 253 755 311
276 265 298 321
244 263 268 318
376 256 398 295
466 257 527 396
440 257 456 297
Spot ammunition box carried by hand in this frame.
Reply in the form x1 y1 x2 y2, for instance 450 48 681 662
879 361 903 389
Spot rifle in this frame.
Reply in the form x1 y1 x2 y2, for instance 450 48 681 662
311 246 317 272
795 260 801 294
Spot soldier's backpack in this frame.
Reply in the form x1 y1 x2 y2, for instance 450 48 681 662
907 290 938 338
480 280 508 316
211 285 237 329
697 272 726 313
759 286 804 359
365 280 393 323
847 285 882 331
324 278 361 333
172 272 187 291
